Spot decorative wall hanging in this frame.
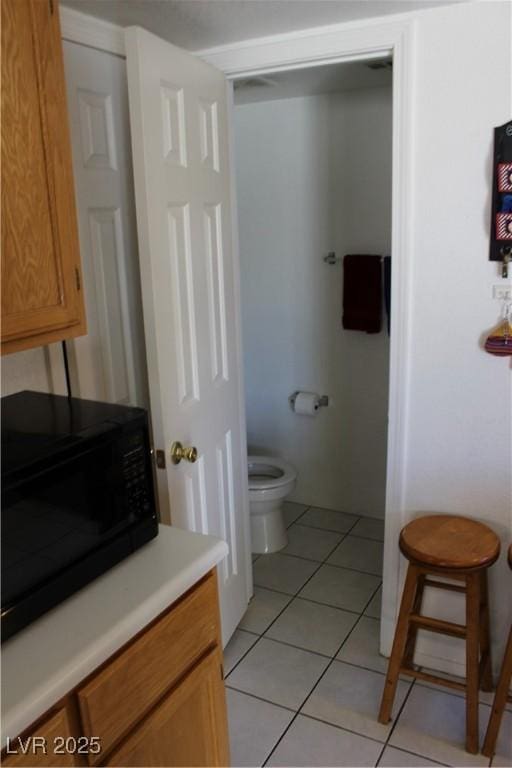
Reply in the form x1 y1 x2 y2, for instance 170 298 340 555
484 301 512 357
490 121 512 276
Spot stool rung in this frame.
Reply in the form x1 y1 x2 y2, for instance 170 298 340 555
409 613 467 638
399 666 467 693
400 666 467 692
423 578 466 593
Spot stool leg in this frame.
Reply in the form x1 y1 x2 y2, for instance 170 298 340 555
482 625 512 758
378 564 419 724
465 573 481 754
479 569 493 692
403 573 426 669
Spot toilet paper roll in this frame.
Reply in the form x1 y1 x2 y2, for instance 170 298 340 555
293 391 320 416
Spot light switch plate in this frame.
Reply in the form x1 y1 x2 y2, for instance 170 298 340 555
492 284 512 300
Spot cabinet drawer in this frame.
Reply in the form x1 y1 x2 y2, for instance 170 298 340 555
78 571 218 761
2 707 77 767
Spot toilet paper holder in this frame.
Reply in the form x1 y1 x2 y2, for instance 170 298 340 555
289 392 329 411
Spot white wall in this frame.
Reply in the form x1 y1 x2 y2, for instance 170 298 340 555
1 348 54 397
330 87 392 517
235 86 392 517
391 0 512 676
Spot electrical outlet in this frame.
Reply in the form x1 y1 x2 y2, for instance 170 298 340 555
492 285 512 300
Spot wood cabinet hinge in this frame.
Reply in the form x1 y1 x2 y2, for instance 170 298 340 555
220 663 224 680
75 267 81 291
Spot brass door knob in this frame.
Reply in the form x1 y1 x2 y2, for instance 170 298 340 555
170 441 198 465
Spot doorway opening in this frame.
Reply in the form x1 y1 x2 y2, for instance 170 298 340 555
231 57 392 640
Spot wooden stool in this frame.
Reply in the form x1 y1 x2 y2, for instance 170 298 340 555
378 514 500 754
482 544 512 758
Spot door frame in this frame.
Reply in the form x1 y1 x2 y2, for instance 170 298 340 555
198 16 416 658
60 6 416 657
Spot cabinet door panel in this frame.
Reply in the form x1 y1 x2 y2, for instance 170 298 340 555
79 572 218 761
1 0 86 353
2 708 78 767
106 649 229 768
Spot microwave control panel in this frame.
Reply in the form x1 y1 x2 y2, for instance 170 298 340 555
122 429 154 519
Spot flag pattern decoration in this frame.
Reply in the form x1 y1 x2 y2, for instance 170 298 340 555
496 212 512 240
498 163 512 192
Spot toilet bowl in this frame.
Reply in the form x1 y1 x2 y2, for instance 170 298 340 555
248 455 297 554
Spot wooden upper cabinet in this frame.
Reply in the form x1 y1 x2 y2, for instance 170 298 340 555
1 0 86 354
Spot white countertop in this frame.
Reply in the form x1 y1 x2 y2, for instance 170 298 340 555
1 525 228 745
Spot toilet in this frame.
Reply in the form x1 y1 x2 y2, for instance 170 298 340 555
248 455 297 554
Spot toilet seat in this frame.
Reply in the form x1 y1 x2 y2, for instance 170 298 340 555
248 455 296 491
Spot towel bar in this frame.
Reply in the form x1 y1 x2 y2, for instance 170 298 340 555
323 252 387 265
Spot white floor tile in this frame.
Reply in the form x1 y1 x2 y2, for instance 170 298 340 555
239 587 292 635
302 660 411 742
491 755 510 767
378 746 446 767
265 597 359 657
300 506 360 533
415 669 512 711
282 524 343 562
266 714 383 767
283 502 309 528
351 517 385 542
299 564 381 613
337 616 389 674
328 535 384 576
389 685 490 766
224 629 259 675
365 585 382 618
226 688 294 768
253 553 319 595
227 636 329 710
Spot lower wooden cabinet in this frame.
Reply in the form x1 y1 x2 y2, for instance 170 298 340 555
2 708 78 767
106 649 229 767
1 570 229 768
77 570 219 760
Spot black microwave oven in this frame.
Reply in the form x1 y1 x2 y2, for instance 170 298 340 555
1 391 159 642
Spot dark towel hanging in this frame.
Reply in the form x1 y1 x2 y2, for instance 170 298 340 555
383 255 391 335
342 254 382 334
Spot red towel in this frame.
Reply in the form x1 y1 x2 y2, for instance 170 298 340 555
342 254 382 334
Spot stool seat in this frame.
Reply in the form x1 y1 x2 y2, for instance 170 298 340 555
399 514 500 570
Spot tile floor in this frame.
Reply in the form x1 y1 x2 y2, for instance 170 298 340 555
224 502 512 768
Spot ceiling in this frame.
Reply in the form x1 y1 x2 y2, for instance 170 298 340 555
62 0 465 52
233 59 392 104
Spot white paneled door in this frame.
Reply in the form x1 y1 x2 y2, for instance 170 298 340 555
125 27 251 644
62 41 148 407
